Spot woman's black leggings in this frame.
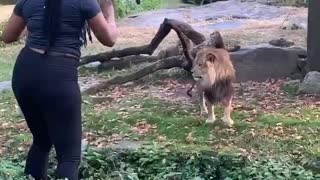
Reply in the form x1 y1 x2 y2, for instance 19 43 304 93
12 47 82 180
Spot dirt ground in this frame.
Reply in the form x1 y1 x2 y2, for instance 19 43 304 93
84 24 306 58
0 3 307 51
0 5 13 23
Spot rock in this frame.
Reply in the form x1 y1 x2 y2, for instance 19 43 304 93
282 80 301 94
81 139 89 159
297 58 307 70
290 23 303 30
286 47 307 59
119 0 296 29
0 81 11 93
89 96 114 104
281 23 303 30
123 82 135 87
269 38 294 47
83 61 101 68
107 140 143 151
298 71 320 94
304 158 320 174
290 58 307 80
230 44 300 82
289 73 303 80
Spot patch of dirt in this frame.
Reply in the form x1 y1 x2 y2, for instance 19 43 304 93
86 20 307 58
0 5 13 23
0 120 29 156
84 26 179 56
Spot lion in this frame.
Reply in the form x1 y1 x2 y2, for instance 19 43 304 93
191 47 235 127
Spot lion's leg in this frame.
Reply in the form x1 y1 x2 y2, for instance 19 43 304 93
205 102 216 124
222 98 234 127
199 91 208 115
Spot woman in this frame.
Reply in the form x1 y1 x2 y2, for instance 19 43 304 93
0 0 119 179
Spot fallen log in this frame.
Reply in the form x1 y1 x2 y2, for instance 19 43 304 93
79 18 206 66
81 18 240 94
83 56 184 95
97 55 159 71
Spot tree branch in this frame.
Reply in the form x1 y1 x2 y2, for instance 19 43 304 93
97 55 159 71
79 18 206 66
82 56 184 95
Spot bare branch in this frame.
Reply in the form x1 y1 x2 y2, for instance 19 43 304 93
82 56 184 95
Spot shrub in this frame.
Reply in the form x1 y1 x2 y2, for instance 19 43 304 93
1 145 319 179
0 159 24 180
115 0 162 18
79 145 319 180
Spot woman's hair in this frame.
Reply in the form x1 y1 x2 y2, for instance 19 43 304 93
44 0 62 48
43 0 140 48
44 0 92 48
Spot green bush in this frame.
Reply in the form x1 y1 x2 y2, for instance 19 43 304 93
79 145 319 180
1 145 319 179
0 0 16 5
115 0 162 18
0 159 24 180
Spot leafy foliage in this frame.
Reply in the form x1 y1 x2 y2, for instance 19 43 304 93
79 145 320 179
115 0 162 18
1 146 319 180
0 159 24 180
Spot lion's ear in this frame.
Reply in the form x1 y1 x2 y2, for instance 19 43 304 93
206 53 216 63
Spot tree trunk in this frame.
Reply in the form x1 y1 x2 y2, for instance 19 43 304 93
98 55 159 71
83 56 184 95
79 18 206 66
307 0 320 71
80 18 239 95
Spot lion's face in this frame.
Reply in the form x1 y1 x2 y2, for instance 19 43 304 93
191 49 217 87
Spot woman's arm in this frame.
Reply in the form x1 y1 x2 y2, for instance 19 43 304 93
87 0 119 47
0 13 26 44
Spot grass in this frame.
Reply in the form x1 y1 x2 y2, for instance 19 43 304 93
1 43 318 177
0 0 15 5
0 46 22 81
1 86 319 157
116 0 162 18
83 95 319 157
0 26 318 180
0 76 320 178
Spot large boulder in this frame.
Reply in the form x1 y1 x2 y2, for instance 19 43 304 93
298 71 320 94
230 44 304 82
